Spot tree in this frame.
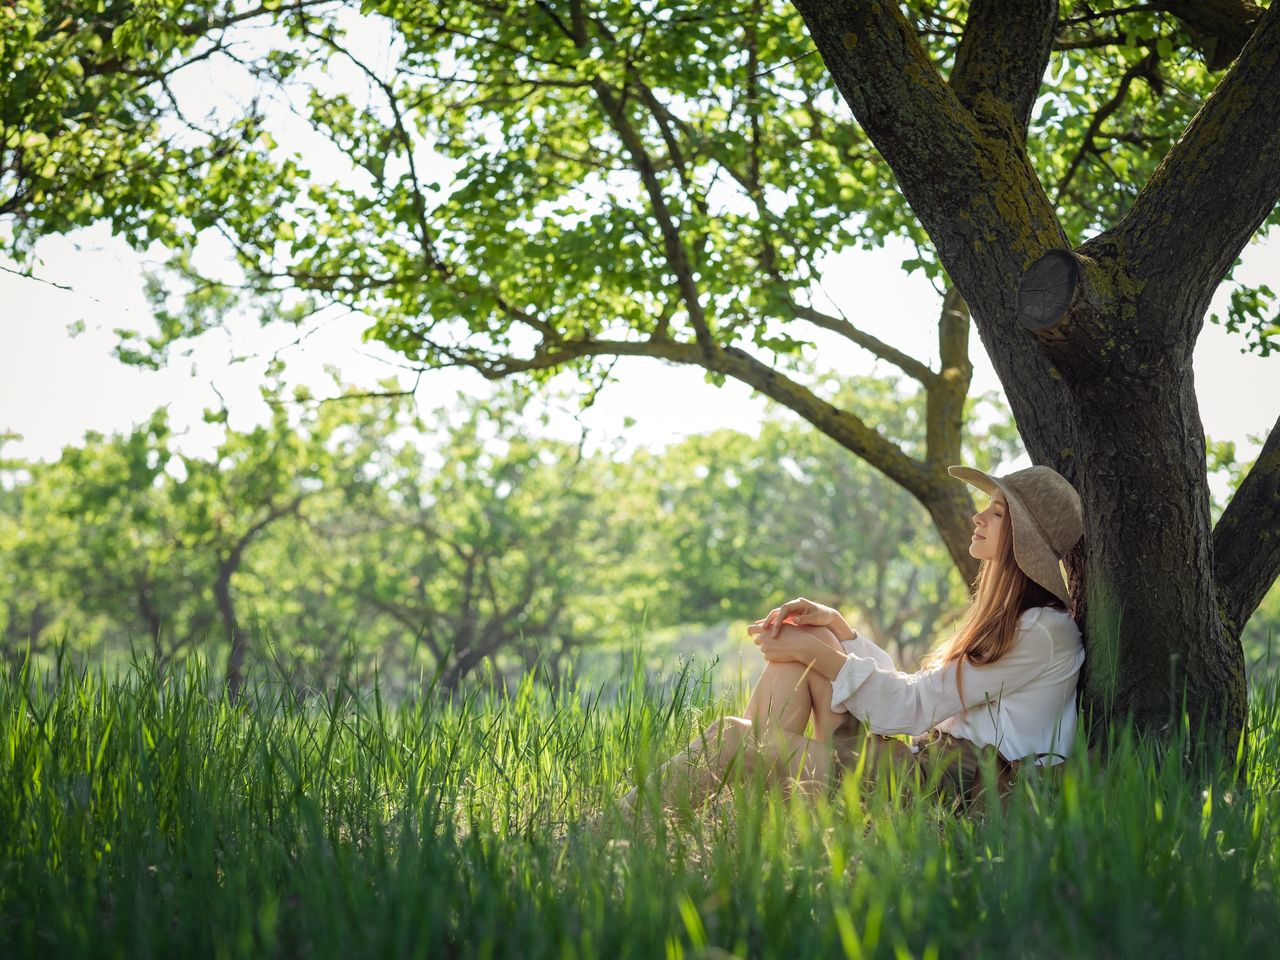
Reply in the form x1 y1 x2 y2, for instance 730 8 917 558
0 414 221 672
313 388 620 692
0 431 72 671
787 0 1280 754
0 374 410 696
170 373 421 698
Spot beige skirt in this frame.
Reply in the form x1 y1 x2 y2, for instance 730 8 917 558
830 727 1018 813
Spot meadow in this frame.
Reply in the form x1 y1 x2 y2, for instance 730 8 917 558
3 646 1278 960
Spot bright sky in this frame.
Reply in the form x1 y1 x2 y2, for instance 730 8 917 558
3 225 1276 486
2 9 1277 495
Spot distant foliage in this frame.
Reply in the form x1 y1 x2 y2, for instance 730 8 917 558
0 375 1011 686
2 376 1270 690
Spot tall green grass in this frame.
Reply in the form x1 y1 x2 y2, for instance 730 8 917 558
2 646 1278 959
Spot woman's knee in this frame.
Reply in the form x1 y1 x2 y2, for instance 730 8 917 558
806 666 842 706
807 625 842 651
760 659 810 680
702 716 752 744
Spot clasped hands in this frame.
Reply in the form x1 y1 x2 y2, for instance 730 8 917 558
747 596 847 666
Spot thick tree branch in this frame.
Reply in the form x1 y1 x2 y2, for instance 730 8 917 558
580 10 701 198
588 80 712 354
619 59 955 408
1056 1 1262 69
441 334 928 489
792 0 1079 485
1213 411 1280 635
1059 5 1159 27
1160 0 1265 70
784 299 939 385
790 0 1069 291
1095 2 1280 308
950 0 1057 141
936 285 972 382
925 285 973 462
541 0 712 355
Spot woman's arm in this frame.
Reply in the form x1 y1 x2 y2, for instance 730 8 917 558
840 633 897 673
752 623 897 679
827 609 858 643
809 641 852 685
826 621 1055 737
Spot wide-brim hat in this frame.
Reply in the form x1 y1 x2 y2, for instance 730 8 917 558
947 464 1083 607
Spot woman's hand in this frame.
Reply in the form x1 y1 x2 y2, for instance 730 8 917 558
747 621 826 665
757 597 838 638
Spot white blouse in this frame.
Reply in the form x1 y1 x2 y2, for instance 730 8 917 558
829 605 1085 766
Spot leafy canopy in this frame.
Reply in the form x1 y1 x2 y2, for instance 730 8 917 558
6 0 1265 367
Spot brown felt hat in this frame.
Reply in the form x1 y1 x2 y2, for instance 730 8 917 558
947 464 1083 607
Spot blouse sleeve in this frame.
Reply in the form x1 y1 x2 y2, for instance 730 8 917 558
839 634 898 673
829 618 1054 737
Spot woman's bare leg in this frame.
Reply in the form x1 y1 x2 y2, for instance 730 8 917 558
619 625 863 813
795 625 860 744
743 659 823 734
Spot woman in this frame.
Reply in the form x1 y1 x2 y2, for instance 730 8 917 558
618 463 1086 816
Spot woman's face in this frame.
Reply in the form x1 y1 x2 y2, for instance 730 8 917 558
969 489 1007 562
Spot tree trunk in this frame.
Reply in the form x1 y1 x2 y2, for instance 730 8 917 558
1065 340 1247 753
216 495 306 701
215 561 245 701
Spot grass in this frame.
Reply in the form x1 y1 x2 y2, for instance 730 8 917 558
2 646 1279 959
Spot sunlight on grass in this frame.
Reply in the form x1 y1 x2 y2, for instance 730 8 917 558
2 647 1277 957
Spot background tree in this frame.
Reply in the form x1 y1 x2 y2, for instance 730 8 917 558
0 379 626 695
1 414 219 672
182 374 411 699
310 388 621 692
0 431 77 671
0 374 411 695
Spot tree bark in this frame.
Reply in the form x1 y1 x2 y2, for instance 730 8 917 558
1058 314 1247 748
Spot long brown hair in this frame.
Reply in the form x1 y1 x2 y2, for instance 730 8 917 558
920 501 1065 707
